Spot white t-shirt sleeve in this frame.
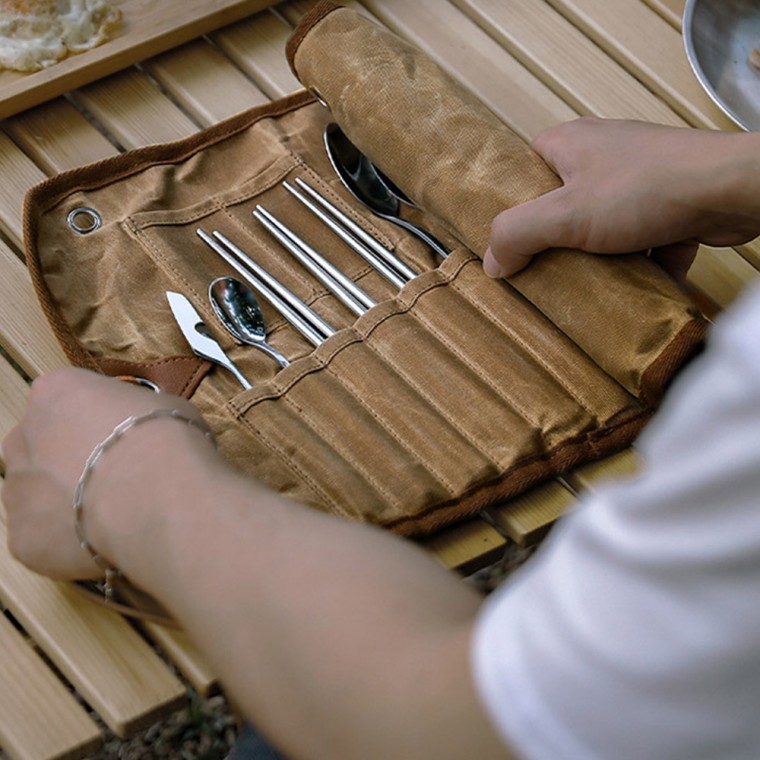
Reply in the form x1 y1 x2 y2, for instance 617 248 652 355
472 282 760 760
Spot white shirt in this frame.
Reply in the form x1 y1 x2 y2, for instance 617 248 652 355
472 281 760 760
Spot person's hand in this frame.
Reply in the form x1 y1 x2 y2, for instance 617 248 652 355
484 117 760 280
1 368 211 581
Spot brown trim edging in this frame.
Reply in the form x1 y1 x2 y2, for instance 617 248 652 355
285 0 342 78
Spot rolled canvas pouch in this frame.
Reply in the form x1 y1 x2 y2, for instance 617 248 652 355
288 1 706 405
23 1 706 560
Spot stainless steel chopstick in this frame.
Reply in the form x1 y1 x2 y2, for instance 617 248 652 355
196 228 332 347
285 179 406 289
211 230 336 341
253 205 376 317
289 177 417 286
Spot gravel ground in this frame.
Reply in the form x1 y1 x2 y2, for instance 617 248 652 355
96 691 237 759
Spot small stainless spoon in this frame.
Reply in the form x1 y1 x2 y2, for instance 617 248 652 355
323 123 450 258
209 277 290 368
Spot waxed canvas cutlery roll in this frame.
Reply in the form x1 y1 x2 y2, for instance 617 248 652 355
23 1 706 538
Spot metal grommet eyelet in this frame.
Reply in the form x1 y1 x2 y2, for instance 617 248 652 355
67 207 102 235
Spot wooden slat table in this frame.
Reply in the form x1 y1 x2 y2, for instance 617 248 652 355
1 1 757 758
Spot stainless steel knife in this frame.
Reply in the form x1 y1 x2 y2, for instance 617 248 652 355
166 291 252 390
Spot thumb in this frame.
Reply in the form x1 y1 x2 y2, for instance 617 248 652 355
483 188 571 278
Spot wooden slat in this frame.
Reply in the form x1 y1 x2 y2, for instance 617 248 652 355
421 518 507 576
0 130 47 247
278 0 371 26
736 241 760 272
74 8 303 151
353 0 576 141
0 117 86 380
0 241 69 379
72 69 199 149
3 98 117 175
544 0 737 131
0 354 29 453
209 9 303 98
487 480 576 546
0 517 187 738
142 38 270 127
138 622 218 698
0 612 102 760
451 0 685 126
688 245 760 310
565 447 641 493
641 0 683 29
3 99 119 174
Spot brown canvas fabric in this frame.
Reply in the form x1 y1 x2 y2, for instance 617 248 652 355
23 3 706 543
288 2 706 405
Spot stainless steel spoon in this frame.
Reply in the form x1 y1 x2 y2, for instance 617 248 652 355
375 166 414 207
209 276 290 368
323 123 450 258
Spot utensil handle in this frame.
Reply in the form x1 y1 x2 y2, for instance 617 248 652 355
293 177 417 284
227 361 253 390
213 231 336 340
255 341 290 369
197 229 329 347
382 216 450 259
254 205 374 316
167 291 254 389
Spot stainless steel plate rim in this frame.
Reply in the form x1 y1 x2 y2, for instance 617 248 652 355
683 0 760 131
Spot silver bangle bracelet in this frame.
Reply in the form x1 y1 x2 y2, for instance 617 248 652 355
72 408 215 600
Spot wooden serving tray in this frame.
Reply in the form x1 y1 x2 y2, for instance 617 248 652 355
0 0 278 119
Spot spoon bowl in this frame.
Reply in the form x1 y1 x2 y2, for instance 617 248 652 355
323 123 449 258
375 166 414 207
209 277 290 368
